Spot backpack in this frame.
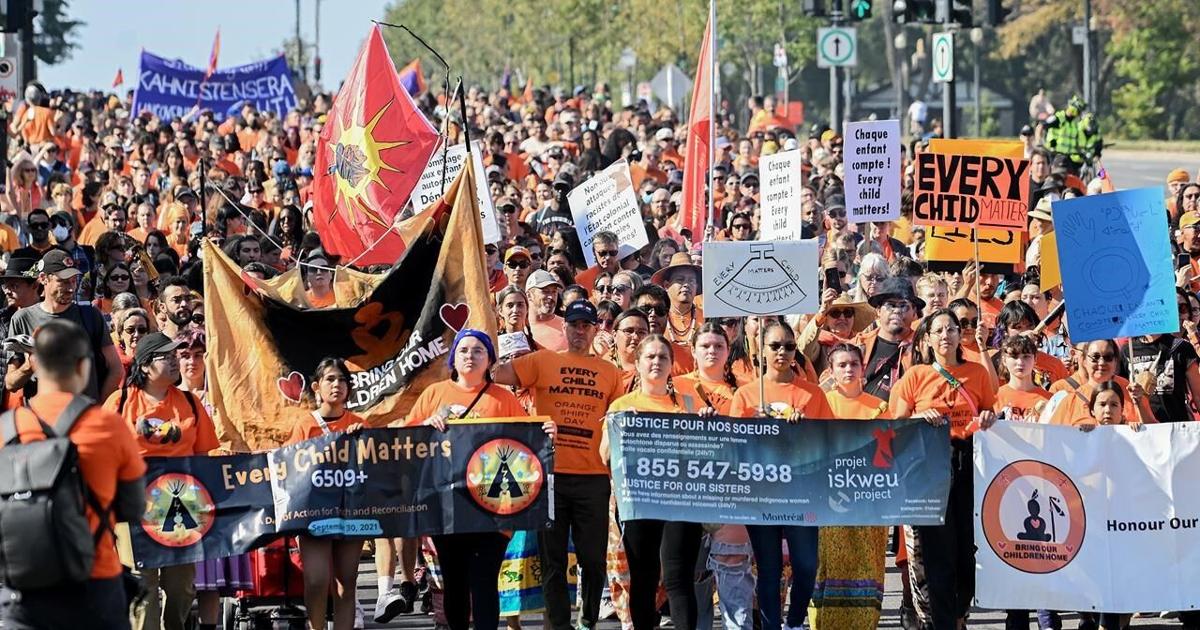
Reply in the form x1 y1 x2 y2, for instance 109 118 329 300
0 396 104 589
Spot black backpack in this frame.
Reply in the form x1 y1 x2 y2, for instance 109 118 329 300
0 396 104 590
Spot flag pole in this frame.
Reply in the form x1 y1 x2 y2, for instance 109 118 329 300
706 0 717 240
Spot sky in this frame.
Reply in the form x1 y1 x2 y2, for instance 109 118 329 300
39 0 391 91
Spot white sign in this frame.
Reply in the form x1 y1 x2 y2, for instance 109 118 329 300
817 27 857 68
413 140 500 244
773 43 788 69
0 57 17 101
759 150 805 241
932 32 954 83
975 422 1200 613
567 160 649 268
1072 25 1088 45
650 64 692 110
701 240 818 317
844 119 901 223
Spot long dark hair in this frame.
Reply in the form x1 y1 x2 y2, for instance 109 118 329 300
270 204 305 250
98 262 132 299
912 308 965 366
994 300 1039 348
693 321 738 389
309 357 354 407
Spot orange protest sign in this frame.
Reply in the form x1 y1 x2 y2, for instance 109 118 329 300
925 225 1022 265
928 138 1023 159
1040 232 1061 289
913 152 1031 231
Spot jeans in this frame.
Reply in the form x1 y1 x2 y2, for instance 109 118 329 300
432 532 509 630
746 525 818 630
696 539 755 630
3 577 130 630
622 519 703 630
911 442 974 630
540 473 610 630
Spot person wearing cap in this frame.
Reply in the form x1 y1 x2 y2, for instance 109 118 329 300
502 246 535 295
0 257 41 405
654 127 683 169
526 269 567 352
494 299 624 630
395 328 553 629
9 249 123 401
106 331 218 630
1167 168 1195 222
1176 212 1200 296
851 277 922 400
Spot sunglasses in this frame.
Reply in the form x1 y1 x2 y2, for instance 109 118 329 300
1086 353 1117 363
596 249 619 258
485 245 498 255
827 209 846 218
108 274 130 282
767 342 797 352
640 304 667 317
958 317 979 328
501 206 518 214
29 222 49 230
506 260 530 270
827 309 855 319
732 223 751 230
123 326 148 335
719 318 739 327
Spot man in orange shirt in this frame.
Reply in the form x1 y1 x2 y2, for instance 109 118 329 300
1 319 146 629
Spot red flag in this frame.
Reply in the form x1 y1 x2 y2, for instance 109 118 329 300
680 14 713 240
112 68 124 88
312 25 440 266
205 30 221 80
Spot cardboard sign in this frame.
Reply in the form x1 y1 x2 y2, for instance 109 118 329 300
924 225 1022 274
1052 187 1178 343
759 150 805 240
1039 232 1061 289
701 240 818 317
567 160 650 267
844 119 901 223
414 140 500 243
913 152 1031 231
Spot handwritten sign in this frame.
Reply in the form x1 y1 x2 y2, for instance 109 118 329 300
924 226 1022 274
701 240 818 317
759 150 805 240
844 119 901 223
414 141 500 243
567 160 650 267
1052 187 1178 343
914 152 1031 231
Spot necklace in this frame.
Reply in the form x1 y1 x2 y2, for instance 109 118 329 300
667 306 696 341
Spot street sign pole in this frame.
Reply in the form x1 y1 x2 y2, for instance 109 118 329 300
932 29 956 138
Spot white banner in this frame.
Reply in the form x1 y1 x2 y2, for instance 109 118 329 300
974 422 1200 613
413 140 500 244
567 160 649 268
701 240 818 318
759 150 805 241
844 119 901 223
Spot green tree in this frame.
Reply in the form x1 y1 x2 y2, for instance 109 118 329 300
0 0 85 65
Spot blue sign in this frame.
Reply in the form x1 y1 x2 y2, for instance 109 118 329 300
607 413 951 526
1052 187 1178 343
132 51 297 122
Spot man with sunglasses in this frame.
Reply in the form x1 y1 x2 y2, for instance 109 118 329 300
526 269 567 352
502 246 534 292
591 231 622 276
729 212 754 241
632 284 695 374
858 278 922 400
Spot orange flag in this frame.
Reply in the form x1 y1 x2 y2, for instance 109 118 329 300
112 68 124 88
205 30 221 80
680 13 713 240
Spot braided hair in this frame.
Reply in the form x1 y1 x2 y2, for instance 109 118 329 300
694 321 738 389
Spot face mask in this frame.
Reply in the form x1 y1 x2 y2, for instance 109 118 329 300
52 225 71 241
642 193 653 204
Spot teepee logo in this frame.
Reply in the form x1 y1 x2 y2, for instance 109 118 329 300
466 438 544 516
142 473 215 547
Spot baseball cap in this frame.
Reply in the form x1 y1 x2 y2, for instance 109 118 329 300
1168 168 1191 185
655 127 675 142
504 245 532 263
37 249 82 279
1181 212 1200 230
563 299 599 324
101 191 121 209
525 269 563 291
133 332 183 365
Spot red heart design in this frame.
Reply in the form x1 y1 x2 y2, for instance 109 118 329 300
277 371 306 403
439 303 470 332
998 541 1007 549
1065 544 1074 552
1030 518 1042 528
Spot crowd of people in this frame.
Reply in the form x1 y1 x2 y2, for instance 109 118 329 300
0 65 1197 630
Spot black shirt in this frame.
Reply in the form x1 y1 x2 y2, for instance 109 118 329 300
865 337 903 400
1129 335 1198 423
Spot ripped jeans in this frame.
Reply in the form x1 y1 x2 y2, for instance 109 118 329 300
696 537 755 630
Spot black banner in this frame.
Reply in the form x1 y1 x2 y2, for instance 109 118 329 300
131 421 553 569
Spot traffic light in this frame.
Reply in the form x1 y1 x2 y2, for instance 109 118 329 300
849 0 873 20
936 0 973 27
3 0 32 34
986 0 1013 25
892 0 936 24
803 0 827 17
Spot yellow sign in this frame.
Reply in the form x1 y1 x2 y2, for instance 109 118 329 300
1039 232 1061 289
925 225 1022 265
928 138 1024 159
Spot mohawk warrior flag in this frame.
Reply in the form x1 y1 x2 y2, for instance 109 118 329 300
313 25 440 266
205 164 494 450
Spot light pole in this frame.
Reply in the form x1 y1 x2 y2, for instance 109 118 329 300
618 47 637 107
970 27 983 136
894 30 907 124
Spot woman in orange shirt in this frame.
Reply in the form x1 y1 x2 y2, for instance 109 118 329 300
994 335 1051 423
403 329 550 630
888 309 996 630
810 343 889 630
93 262 132 314
1040 339 1154 427
284 357 366 630
729 321 833 630
607 335 706 630
112 307 150 371
676 322 738 414
301 251 336 308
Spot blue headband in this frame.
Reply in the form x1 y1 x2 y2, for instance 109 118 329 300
447 328 496 372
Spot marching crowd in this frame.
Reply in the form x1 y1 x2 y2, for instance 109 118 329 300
0 68 1198 630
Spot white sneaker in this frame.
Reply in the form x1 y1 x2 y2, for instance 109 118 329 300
598 597 617 620
375 588 405 623
354 602 366 629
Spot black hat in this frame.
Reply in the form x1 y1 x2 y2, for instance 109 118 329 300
739 171 760 185
37 249 82 279
133 332 182 365
552 170 574 191
563 299 598 324
867 277 926 311
1 257 39 281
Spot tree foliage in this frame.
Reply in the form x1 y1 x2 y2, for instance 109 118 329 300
0 0 84 65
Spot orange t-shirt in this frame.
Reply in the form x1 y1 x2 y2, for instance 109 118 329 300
306 290 336 309
104 386 219 457
826 390 890 420
729 377 836 419
675 372 736 415
512 349 624 474
994 384 1051 422
405 380 527 425
285 409 366 446
530 316 568 352
888 362 997 440
980 296 1004 329
1044 376 1146 427
5 392 146 579
609 389 702 415
78 216 109 247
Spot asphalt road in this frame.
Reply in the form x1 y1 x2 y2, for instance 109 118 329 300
1101 150 1200 190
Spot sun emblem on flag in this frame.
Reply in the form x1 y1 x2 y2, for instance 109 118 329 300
325 93 411 228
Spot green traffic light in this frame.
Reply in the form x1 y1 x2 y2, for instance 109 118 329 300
851 0 872 19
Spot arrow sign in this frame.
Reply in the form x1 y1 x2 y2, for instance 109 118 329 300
817 27 858 68
932 31 954 83
851 0 872 19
